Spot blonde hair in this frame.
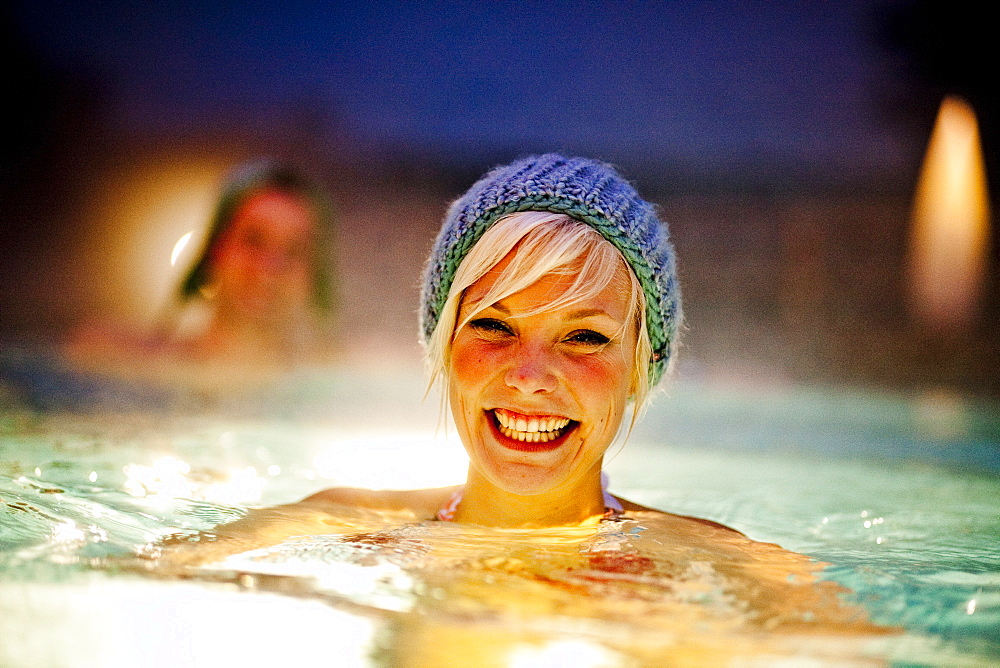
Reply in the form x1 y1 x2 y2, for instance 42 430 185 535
425 211 653 410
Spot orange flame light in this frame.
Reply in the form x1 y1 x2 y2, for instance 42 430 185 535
908 95 991 333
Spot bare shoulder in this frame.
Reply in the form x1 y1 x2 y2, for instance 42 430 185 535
614 495 746 536
302 485 461 519
155 485 461 568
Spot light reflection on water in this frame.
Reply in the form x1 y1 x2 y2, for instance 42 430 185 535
0 377 998 666
0 574 380 668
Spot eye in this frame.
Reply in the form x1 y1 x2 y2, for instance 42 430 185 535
241 228 267 251
564 329 611 347
469 318 514 337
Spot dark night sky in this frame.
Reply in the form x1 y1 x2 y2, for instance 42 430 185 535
7 0 931 177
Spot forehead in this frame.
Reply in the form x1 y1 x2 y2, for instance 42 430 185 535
230 189 315 235
462 250 633 319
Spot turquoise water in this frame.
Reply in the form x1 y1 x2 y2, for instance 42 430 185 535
1 368 998 666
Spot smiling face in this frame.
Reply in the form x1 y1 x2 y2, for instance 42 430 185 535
447 251 638 498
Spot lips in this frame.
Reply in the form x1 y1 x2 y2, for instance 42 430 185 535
491 408 575 450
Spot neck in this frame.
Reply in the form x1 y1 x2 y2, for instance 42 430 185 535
452 464 606 528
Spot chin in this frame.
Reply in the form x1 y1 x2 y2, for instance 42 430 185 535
474 421 582 495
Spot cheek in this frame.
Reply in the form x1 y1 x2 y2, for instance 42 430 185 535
449 339 500 390
212 241 253 277
569 356 633 425
208 238 234 272
447 344 491 439
571 355 630 392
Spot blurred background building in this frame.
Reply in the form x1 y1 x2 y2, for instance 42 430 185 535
2 0 996 397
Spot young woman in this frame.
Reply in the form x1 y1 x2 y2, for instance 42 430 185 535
304 153 681 528
161 156 891 663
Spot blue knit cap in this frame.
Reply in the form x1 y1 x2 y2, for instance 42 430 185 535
420 154 680 386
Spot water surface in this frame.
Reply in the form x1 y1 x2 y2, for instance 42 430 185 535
1 372 997 666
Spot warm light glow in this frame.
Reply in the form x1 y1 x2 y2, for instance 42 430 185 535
508 639 624 668
309 429 467 490
123 456 265 504
206 553 417 613
79 155 229 325
50 520 86 545
170 230 194 267
0 578 379 666
123 456 192 498
205 465 265 505
908 95 992 332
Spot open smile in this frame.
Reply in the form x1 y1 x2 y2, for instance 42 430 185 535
490 408 577 451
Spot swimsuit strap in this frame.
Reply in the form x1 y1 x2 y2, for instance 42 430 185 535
436 471 623 522
436 488 463 521
600 470 624 514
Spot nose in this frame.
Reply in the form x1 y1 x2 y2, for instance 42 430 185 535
504 344 558 394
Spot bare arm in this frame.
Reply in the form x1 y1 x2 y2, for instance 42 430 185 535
614 495 746 536
151 485 459 569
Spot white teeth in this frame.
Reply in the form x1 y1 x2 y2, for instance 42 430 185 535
493 409 572 443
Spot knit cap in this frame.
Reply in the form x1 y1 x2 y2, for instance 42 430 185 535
420 154 680 386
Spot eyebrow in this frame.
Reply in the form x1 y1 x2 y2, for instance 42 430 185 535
472 301 620 323
566 307 616 320
480 301 510 315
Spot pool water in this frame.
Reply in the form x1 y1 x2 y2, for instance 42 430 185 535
1 366 998 666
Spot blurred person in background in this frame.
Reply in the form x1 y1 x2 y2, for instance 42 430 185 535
168 159 337 374
9 160 339 410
